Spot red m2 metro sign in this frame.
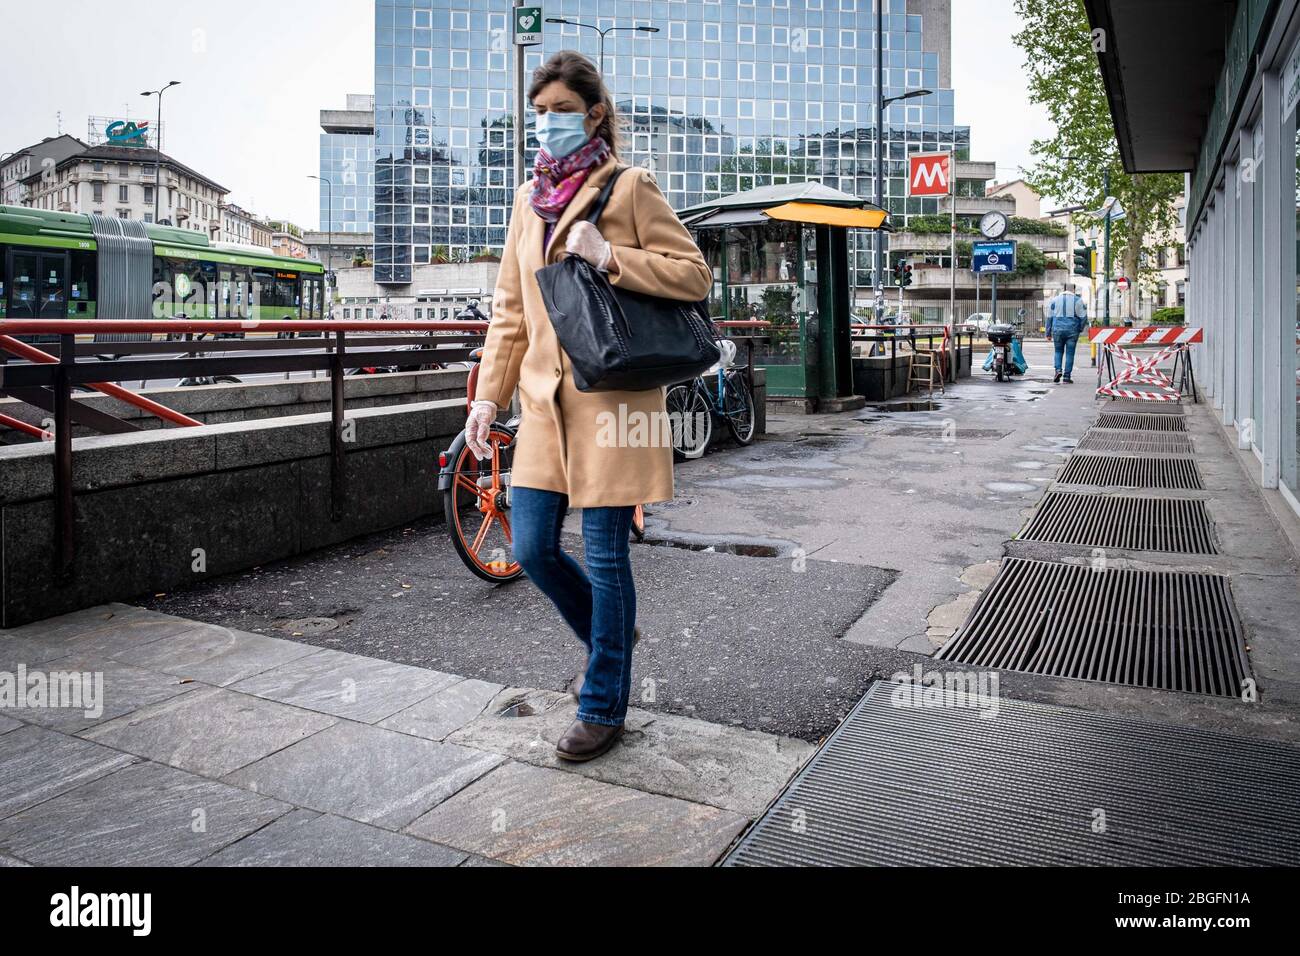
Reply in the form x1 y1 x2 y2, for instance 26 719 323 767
908 153 952 197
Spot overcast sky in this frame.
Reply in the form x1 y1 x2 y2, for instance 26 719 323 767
0 0 1050 228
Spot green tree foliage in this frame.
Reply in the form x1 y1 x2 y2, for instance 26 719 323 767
1012 0 1183 315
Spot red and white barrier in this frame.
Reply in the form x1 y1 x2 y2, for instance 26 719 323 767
1089 327 1203 403
1089 326 1204 346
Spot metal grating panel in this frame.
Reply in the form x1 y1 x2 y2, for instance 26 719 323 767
722 683 1300 866
1057 454 1204 490
1076 429 1194 455
1099 401 1185 416
1021 492 1217 553
936 558 1248 696
1096 412 1187 432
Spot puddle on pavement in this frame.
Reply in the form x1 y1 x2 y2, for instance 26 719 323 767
985 481 1039 494
1022 436 1079 455
639 529 795 559
698 474 839 490
864 400 950 414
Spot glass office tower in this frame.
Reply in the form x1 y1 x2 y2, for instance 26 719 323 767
373 0 968 286
320 94 377 235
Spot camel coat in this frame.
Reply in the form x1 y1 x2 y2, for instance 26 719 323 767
477 157 713 508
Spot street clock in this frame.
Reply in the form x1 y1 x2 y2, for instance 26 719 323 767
979 211 1009 240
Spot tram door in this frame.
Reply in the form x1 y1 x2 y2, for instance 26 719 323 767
6 249 68 341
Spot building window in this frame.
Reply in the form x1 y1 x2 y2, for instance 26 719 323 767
413 9 431 29
451 10 468 30
118 184 129 202
704 60 720 80
704 22 719 42
413 49 431 69
739 62 755 83
739 25 755 44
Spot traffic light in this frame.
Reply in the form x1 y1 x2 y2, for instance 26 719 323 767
895 259 913 288
1073 240 1095 278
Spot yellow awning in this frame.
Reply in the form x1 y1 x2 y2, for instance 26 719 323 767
762 202 889 229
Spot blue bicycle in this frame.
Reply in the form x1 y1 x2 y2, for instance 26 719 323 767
665 341 756 460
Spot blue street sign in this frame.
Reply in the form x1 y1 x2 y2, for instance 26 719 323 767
972 240 1017 275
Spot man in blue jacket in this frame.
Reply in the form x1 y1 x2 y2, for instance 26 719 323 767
1045 289 1089 384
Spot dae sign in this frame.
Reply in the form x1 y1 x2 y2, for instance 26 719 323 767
909 153 951 197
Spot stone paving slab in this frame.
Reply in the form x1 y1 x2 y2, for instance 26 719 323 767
197 808 467 867
0 760 291 866
224 719 505 830
108 624 321 687
2 603 154 644
447 687 813 818
377 678 504 741
0 635 77 671
229 648 460 724
82 686 337 778
406 760 748 867
1 655 197 734
0 725 137 821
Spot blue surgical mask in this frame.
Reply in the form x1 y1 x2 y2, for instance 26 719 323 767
536 110 591 159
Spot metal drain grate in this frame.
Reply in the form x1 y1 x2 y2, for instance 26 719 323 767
722 683 1299 866
1022 492 1217 553
1099 401 1184 416
936 558 1248 696
1096 412 1187 432
1056 454 1204 490
1076 429 1194 455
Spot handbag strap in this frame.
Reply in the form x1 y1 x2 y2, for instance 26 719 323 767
585 165 628 226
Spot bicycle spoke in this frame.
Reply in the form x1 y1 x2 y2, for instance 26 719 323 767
471 514 496 553
455 475 489 502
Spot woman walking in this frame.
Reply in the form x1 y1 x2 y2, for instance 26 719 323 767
464 51 712 762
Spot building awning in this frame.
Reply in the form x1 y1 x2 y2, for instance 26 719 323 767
686 207 773 230
1083 0 1234 172
763 202 890 230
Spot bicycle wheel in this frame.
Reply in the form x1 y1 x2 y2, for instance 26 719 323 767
631 504 646 542
721 370 757 445
443 426 523 583
666 382 712 460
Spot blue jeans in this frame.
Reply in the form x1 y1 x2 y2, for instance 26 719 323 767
510 487 637 727
1053 332 1081 377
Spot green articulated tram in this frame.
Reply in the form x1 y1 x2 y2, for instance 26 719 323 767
0 205 325 342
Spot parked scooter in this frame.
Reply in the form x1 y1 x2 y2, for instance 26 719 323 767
982 323 1029 382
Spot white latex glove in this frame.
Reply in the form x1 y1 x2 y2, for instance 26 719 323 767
465 400 497 461
566 221 612 272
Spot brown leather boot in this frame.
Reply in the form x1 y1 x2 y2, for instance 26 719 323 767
555 719 623 762
568 626 640 702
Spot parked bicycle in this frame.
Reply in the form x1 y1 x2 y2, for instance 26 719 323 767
438 350 645 583
665 338 756 460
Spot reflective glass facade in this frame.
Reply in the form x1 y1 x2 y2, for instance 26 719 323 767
374 0 968 286
319 131 376 234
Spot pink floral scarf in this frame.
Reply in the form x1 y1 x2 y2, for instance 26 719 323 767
530 137 610 222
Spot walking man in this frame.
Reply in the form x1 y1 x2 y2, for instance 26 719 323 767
1045 287 1089 384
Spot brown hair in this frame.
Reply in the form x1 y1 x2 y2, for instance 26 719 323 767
528 50 621 159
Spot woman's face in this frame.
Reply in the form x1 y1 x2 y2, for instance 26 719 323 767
533 80 605 139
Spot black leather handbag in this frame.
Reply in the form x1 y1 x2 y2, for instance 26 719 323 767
535 167 720 392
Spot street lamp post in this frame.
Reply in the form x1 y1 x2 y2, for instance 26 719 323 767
544 18 659 76
140 81 180 223
308 174 334 322
873 3 930 320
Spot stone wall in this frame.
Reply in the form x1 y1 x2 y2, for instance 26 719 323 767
0 400 465 627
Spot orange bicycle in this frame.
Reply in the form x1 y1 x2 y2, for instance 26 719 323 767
438 350 645 583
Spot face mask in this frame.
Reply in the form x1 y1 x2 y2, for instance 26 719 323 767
536 109 591 159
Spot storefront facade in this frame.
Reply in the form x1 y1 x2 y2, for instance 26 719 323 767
1088 0 1300 518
